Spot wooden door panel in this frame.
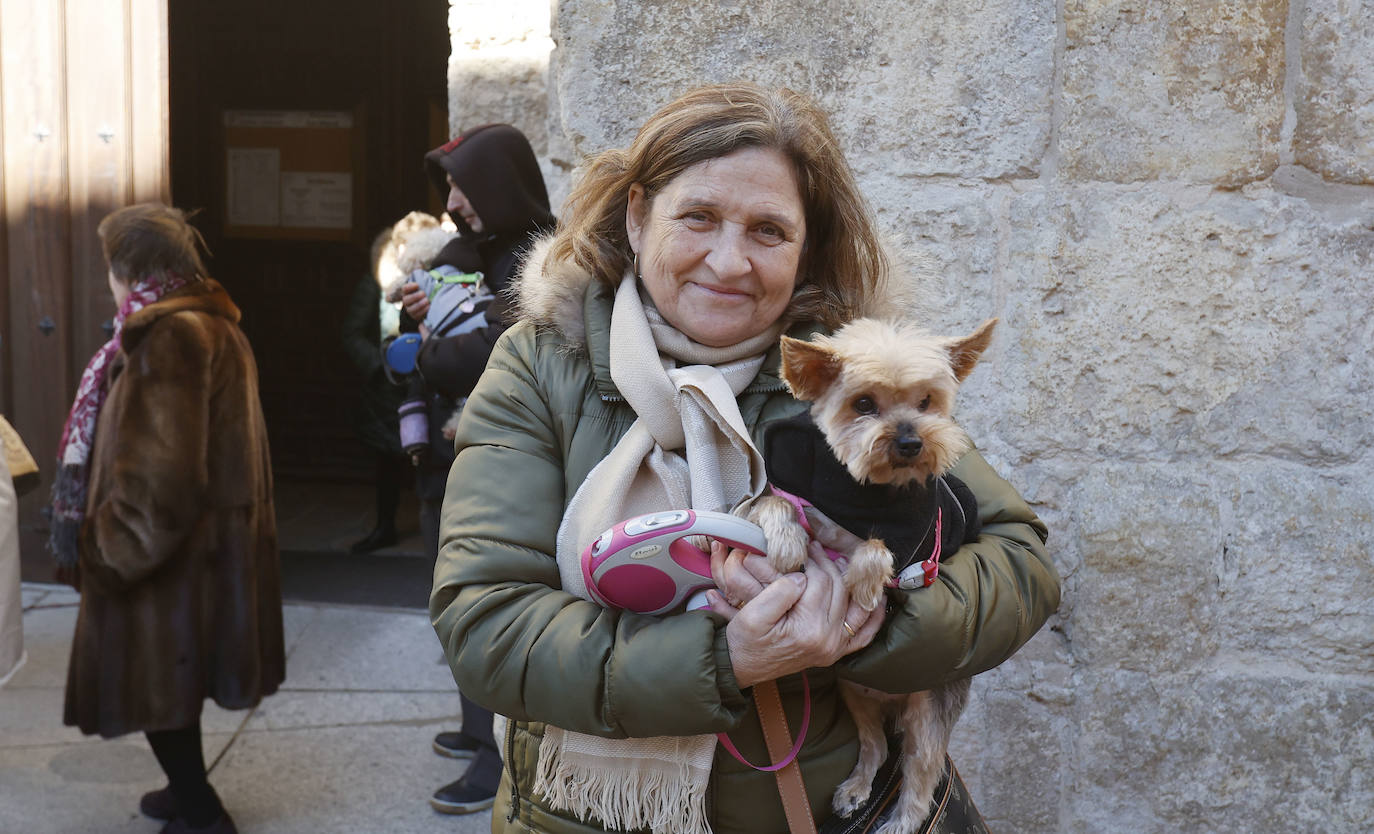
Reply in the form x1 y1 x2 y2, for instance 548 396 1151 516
66 0 133 365
1 0 75 487
1 0 168 580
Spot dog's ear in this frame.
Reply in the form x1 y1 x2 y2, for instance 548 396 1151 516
947 317 998 382
779 336 841 401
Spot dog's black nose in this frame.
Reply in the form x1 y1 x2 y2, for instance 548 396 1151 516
896 436 923 458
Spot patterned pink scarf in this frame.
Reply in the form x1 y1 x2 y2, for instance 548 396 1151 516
48 274 189 567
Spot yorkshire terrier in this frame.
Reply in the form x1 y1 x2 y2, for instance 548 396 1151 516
747 316 998 833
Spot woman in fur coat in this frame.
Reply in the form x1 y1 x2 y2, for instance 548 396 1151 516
52 203 283 834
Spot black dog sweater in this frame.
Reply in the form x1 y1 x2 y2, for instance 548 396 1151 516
760 413 980 580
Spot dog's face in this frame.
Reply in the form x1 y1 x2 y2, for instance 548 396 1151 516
779 317 997 486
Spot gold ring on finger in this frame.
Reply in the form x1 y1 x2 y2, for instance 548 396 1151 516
842 620 856 638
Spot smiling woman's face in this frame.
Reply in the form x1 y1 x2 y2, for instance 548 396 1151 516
626 146 806 347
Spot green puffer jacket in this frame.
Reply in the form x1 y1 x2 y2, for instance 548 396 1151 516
430 246 1059 834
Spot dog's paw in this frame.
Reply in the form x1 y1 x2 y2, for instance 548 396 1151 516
767 522 809 573
831 779 872 819
845 573 887 612
875 813 923 834
844 540 894 611
750 496 808 573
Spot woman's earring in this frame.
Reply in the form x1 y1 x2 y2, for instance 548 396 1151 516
633 251 641 279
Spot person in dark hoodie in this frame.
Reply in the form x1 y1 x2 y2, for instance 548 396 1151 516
403 124 557 399
400 124 555 816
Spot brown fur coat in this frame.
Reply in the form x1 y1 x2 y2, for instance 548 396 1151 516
64 279 284 738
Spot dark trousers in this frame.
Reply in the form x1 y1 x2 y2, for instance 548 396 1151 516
420 496 442 563
145 723 223 826
421 462 500 793
458 692 503 793
372 451 407 530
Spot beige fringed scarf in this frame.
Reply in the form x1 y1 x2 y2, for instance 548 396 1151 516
539 273 781 834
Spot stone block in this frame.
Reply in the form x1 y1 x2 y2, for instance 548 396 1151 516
952 685 1064 833
243 691 460 732
448 57 549 153
20 583 77 609
949 630 1074 832
1062 460 1374 675
0 740 162 834
1295 0 1374 183
1062 462 1227 672
864 181 1004 322
997 185 1374 465
1070 669 1374 832
0 733 234 834
445 0 554 189
3 604 76 689
280 606 456 693
551 0 1054 179
1061 0 1287 185
1206 466 1374 677
210 724 490 834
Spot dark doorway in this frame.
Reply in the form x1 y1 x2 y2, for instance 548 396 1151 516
167 0 450 607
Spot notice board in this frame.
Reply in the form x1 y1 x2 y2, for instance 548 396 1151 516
223 110 360 241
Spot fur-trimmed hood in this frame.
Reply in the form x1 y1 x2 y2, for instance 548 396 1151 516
508 234 602 348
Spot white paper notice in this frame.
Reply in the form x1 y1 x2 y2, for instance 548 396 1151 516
280 172 352 229
227 148 281 227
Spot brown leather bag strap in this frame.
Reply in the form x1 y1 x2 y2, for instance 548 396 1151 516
755 679 818 834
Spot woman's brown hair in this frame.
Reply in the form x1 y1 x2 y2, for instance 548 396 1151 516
548 82 888 327
97 202 209 285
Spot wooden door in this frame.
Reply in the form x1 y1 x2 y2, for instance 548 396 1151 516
168 0 448 481
0 0 169 578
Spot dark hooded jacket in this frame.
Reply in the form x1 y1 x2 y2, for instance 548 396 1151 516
416 124 556 401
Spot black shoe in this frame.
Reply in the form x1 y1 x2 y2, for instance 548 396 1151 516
140 786 177 821
432 731 481 761
159 813 238 834
430 777 496 814
350 524 398 553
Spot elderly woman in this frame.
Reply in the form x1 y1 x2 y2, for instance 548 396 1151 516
430 84 1058 834
52 203 282 834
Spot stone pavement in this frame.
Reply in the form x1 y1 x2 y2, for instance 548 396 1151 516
0 584 492 834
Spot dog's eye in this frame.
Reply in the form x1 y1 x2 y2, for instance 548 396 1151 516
918 396 931 411
852 396 878 415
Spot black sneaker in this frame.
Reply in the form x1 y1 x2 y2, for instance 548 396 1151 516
140 786 178 821
432 731 480 760
430 777 496 814
349 524 398 553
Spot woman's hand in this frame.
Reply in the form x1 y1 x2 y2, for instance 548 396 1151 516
707 539 778 610
400 282 429 322
706 540 884 689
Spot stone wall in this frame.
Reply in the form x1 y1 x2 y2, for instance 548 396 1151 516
444 1 1374 830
